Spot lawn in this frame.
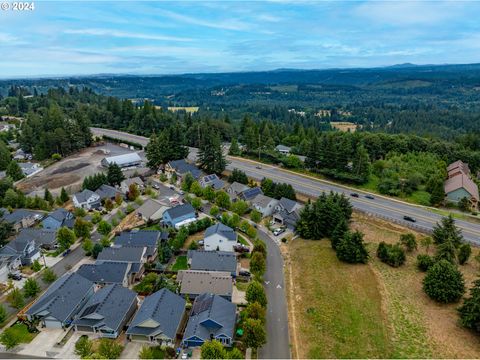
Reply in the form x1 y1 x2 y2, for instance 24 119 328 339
238 235 249 246
8 323 37 344
170 256 188 271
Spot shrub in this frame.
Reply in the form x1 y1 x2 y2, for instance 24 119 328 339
416 254 434 272
400 233 417 252
246 281 267 307
458 279 480 333
97 338 123 359
250 209 262 223
23 278 40 298
458 243 472 265
0 327 21 350
42 267 57 283
423 260 465 303
336 231 369 264
31 259 42 272
74 335 93 358
377 242 406 267
0 304 7 325
126 204 135 214
201 340 226 359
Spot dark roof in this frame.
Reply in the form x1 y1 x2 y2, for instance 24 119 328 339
204 223 237 242
74 189 99 204
2 209 43 224
188 250 237 274
127 288 186 339
163 204 195 221
114 230 160 248
0 235 33 254
168 159 202 179
16 228 57 247
46 208 72 223
278 197 299 213
200 174 224 190
183 293 236 342
73 284 137 333
239 187 263 201
96 246 145 263
95 184 121 200
26 272 95 323
76 262 130 284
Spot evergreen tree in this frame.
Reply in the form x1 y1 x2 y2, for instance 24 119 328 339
423 260 465 303
6 161 24 181
198 130 227 175
44 188 54 205
458 243 472 265
60 187 69 203
229 138 241 156
435 238 457 264
331 217 349 250
432 215 463 246
458 278 480 333
228 168 248 184
0 141 11 171
107 163 124 186
336 231 369 264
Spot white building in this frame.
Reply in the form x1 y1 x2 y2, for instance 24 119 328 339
204 223 238 252
101 152 142 169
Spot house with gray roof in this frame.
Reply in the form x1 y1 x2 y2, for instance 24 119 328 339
26 272 95 329
95 184 122 202
166 159 202 183
73 189 101 210
136 199 169 223
120 177 145 194
2 209 43 232
275 144 291 155
239 187 263 202
182 293 236 348
16 228 57 250
188 250 238 276
41 208 74 230
76 262 131 287
178 270 233 300
96 246 146 281
226 182 249 201
199 174 224 190
126 288 186 345
18 162 43 177
162 204 196 229
73 284 138 338
204 223 238 252
251 194 279 218
273 197 303 230
113 230 160 262
0 233 40 266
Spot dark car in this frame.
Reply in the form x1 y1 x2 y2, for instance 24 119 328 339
62 249 71 257
234 244 250 253
350 193 359 198
239 270 251 277
256 165 262 169
403 215 416 222
365 194 375 200
8 272 22 281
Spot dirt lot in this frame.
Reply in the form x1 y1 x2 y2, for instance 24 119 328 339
16 143 146 196
284 212 480 359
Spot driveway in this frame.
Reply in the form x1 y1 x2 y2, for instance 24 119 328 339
17 329 66 358
120 341 143 359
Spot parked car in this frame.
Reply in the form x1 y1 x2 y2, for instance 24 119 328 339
152 183 160 190
239 270 251 277
234 244 250 253
169 185 175 190
350 193 359 198
178 190 185 195
403 215 417 222
8 272 22 281
273 228 286 236
365 194 375 200
62 249 71 257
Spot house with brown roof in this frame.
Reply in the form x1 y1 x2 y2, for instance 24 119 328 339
444 160 479 209
177 270 233 300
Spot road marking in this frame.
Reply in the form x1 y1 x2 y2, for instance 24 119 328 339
277 284 282 289
265 281 270 285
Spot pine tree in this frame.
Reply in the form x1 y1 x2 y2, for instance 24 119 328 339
198 130 227 175
229 138 241 156
432 215 463 246
6 161 24 181
458 278 480 332
107 163 125 186
44 188 54 205
60 187 69 203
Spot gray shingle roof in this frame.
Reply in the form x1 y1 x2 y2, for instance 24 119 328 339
227 182 249 196
278 197 299 213
163 204 195 221
183 293 236 343
47 208 72 223
76 262 130 284
127 288 186 339
178 271 233 298
188 250 237 274
204 223 237 242
26 272 95 323
95 184 121 200
239 187 263 201
275 144 291 152
115 230 160 248
16 228 57 247
252 194 277 209
74 189 99 204
73 284 137 333
2 209 43 224
200 174 224 190
168 159 202 179
96 246 145 263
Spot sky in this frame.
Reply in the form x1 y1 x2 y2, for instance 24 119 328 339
1 0 480 77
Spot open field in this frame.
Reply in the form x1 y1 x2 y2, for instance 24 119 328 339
330 121 357 132
285 213 480 359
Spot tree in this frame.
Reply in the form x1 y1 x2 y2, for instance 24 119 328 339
458 278 480 333
97 338 123 359
114 193 123 206
243 318 267 350
252 240 267 258
400 233 417 252
435 238 457 264
6 160 24 181
244 301 266 323
432 215 463 246
231 200 249 216
82 238 94 255
107 163 125 186
0 304 6 325
376 242 406 267
458 243 472 265
44 188 54 205
246 281 267 307
331 217 349 250
201 340 226 359
3 188 18 208
60 187 69 203
0 327 21 350
203 185 216 202
423 260 465 303
215 190 231 210
229 138 241 156
416 254 434 272
57 226 76 250
127 183 140 201
97 220 112 236
74 336 93 358
0 220 14 247
226 348 243 359
191 197 202 210
23 278 40 298
0 141 11 171
250 209 262 223
210 205 220 217
7 288 25 309
92 243 104 259
190 181 203 197
228 168 248 184
250 252 266 277
181 172 195 192
336 231 369 264
42 267 57 283
198 130 227 175
420 236 433 253
74 218 93 239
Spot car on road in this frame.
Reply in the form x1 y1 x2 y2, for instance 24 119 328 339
8 272 22 280
365 194 375 200
62 249 71 256
350 193 359 198
151 183 160 190
256 165 262 169
169 185 175 190
273 228 286 236
403 215 417 222
178 190 185 195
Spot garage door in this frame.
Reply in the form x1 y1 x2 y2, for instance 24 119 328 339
44 319 62 329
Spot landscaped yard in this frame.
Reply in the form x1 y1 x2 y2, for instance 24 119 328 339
170 256 188 271
8 323 37 344
285 213 480 359
238 235 249 246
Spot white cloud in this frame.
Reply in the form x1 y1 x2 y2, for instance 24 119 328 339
64 28 193 42
159 9 252 31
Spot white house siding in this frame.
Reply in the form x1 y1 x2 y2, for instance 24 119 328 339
204 234 236 252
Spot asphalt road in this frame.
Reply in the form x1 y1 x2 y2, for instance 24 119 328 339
91 127 480 244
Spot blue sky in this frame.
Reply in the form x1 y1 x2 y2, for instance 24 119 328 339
1 0 480 77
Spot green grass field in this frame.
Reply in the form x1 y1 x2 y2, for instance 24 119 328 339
170 256 188 271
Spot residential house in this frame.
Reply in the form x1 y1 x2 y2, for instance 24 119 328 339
73 189 101 210
182 293 236 347
96 246 146 282
120 177 145 194
2 209 43 232
0 233 40 266
238 187 263 202
178 270 233 300
273 197 303 230
444 160 479 209
136 199 169 222
162 204 196 229
126 288 186 345
199 174 224 190
76 262 132 287
26 272 95 329
251 194 279 217
16 228 57 250
101 152 142 169
95 184 122 202
203 223 238 252
275 144 291 155
19 162 43 177
226 182 249 201
187 250 238 276
166 159 202 183
0 258 12 283
41 208 74 230
113 230 160 262
73 284 138 338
